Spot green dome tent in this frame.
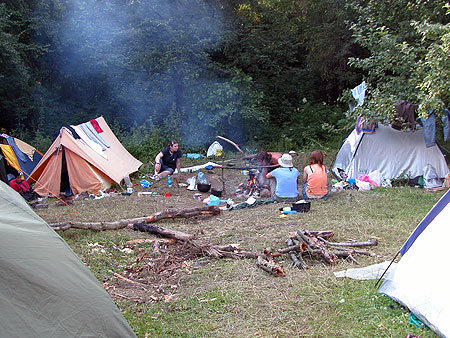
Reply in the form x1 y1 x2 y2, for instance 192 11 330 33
0 180 136 338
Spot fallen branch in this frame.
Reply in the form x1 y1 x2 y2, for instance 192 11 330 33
49 206 221 231
318 238 378 247
108 270 148 288
217 136 244 155
132 223 195 241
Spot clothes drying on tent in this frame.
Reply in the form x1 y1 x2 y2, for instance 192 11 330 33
392 100 415 130
0 180 136 338
0 134 43 180
332 124 449 181
28 116 142 197
379 190 450 338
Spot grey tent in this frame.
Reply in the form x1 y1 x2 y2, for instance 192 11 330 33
0 180 136 338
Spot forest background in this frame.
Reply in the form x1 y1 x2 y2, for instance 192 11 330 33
1 0 449 164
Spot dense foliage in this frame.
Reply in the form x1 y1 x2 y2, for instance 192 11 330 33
1 0 448 157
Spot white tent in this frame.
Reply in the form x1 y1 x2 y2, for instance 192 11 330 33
333 124 449 180
379 190 450 337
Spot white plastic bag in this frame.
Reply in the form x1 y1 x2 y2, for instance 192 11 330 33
368 170 382 187
356 179 372 191
423 164 442 188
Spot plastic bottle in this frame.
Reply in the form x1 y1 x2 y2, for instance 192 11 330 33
168 175 172 188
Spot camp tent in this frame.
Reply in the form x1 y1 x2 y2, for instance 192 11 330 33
378 190 450 337
333 124 449 181
0 180 136 338
28 116 142 196
0 133 43 181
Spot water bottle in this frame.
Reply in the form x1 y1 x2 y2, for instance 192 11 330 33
167 175 172 188
197 171 207 184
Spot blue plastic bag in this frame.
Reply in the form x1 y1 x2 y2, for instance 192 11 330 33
140 180 153 188
205 194 220 206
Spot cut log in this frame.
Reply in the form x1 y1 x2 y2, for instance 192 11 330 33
296 229 338 265
278 241 308 254
256 256 285 277
287 238 308 269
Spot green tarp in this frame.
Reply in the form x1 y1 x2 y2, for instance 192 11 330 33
0 181 136 338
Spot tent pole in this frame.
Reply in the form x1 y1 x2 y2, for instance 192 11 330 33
374 250 400 288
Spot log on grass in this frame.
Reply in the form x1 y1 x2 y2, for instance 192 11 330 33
287 238 308 269
256 256 285 277
132 223 195 241
49 206 221 231
318 237 378 247
296 229 338 265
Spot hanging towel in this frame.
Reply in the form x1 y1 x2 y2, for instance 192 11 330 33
65 126 80 139
72 125 108 159
79 124 106 151
84 123 110 148
351 81 367 107
90 119 103 133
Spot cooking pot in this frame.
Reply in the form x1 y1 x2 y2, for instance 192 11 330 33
197 183 211 192
211 188 222 197
292 200 311 212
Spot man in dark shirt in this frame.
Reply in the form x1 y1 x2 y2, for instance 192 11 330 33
152 139 182 180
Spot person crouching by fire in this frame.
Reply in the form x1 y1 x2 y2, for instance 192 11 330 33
254 150 282 185
265 153 300 202
151 139 182 181
302 150 328 200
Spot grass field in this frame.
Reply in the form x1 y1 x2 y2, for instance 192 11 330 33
35 159 446 338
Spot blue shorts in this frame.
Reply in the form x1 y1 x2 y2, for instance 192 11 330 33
302 183 328 200
155 159 175 174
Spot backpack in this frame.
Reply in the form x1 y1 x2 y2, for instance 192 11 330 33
9 178 39 202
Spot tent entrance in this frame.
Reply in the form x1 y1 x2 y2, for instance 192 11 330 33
60 149 72 196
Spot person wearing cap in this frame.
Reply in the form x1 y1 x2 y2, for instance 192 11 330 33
302 150 328 200
265 153 300 202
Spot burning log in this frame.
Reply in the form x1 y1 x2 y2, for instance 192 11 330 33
256 255 286 277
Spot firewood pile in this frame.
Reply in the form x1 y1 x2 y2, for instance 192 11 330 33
278 229 378 269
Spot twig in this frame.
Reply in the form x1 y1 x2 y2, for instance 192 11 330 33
217 136 244 155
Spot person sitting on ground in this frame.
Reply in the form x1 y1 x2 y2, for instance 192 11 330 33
254 150 282 185
302 150 328 200
152 139 182 180
266 153 300 202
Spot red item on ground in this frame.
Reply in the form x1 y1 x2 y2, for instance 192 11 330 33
164 192 171 197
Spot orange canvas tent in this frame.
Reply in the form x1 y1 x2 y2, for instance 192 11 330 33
28 117 142 197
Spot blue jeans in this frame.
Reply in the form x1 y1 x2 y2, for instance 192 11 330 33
154 159 175 174
302 183 328 200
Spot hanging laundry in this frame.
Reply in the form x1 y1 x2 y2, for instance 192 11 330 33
393 100 415 130
83 123 110 148
442 108 449 141
90 119 103 133
421 110 436 147
351 81 367 107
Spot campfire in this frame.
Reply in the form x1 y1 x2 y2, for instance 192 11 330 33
235 169 269 198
